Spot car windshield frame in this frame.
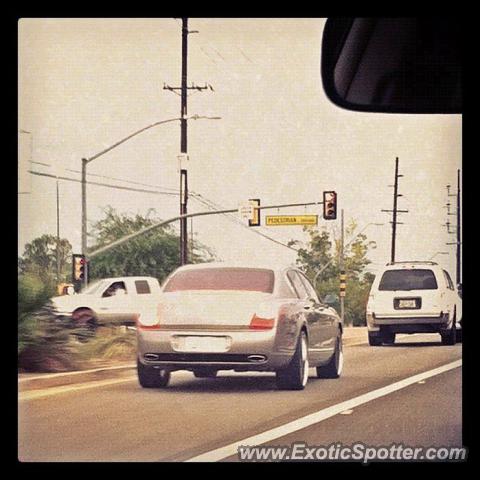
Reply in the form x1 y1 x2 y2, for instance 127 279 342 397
378 269 438 291
163 267 275 293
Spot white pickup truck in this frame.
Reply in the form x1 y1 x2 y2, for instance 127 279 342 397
50 276 162 327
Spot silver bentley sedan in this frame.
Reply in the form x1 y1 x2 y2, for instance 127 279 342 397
136 263 343 390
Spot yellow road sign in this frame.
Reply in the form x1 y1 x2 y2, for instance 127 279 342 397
265 215 318 226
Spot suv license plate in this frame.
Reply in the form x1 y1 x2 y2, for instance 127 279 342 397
398 299 417 309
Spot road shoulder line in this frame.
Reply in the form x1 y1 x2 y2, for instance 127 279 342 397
185 359 462 462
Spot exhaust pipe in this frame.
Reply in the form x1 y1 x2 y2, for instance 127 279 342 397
144 353 160 361
247 354 267 363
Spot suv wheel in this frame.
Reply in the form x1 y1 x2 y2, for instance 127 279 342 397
368 331 382 346
456 327 462 343
276 331 309 390
137 360 171 388
317 333 343 378
193 368 218 378
441 317 457 346
382 332 396 345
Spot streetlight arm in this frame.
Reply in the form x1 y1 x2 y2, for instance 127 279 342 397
85 115 221 164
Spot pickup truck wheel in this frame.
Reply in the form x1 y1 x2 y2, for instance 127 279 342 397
317 333 343 379
137 360 170 388
368 331 382 346
193 368 218 378
276 331 309 390
72 308 96 326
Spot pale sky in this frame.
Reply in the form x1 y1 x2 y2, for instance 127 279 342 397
18 18 462 277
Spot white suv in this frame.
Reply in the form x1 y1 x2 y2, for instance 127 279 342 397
366 261 462 346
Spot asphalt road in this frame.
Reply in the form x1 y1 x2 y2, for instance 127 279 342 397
18 333 462 462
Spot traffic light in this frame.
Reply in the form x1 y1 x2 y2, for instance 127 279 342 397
323 191 337 220
248 198 261 227
339 270 346 297
72 254 87 282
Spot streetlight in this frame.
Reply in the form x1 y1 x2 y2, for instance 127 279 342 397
81 115 220 286
313 222 384 290
429 251 449 261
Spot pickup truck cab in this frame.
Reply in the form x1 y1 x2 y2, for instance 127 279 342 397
50 276 162 327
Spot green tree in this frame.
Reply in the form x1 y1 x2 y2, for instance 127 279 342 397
87 207 215 283
18 234 72 287
292 220 377 326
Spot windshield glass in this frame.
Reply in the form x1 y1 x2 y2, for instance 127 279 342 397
379 269 438 291
164 268 275 293
81 280 108 295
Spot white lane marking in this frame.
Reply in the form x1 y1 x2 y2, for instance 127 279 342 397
345 332 433 347
185 359 462 462
18 364 135 382
19 370 195 401
19 377 137 401
339 409 354 415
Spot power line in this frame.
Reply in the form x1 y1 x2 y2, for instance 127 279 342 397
29 168 300 253
29 170 180 196
30 160 179 192
190 194 300 252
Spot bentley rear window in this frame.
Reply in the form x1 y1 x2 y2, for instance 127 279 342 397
164 268 275 293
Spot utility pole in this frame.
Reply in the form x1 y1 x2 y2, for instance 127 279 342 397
56 178 60 283
445 169 461 285
382 157 408 263
81 157 87 287
164 17 211 265
180 17 188 266
339 209 345 324
79 116 219 289
190 217 194 258
457 169 461 285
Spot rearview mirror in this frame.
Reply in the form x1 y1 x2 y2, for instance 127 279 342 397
321 18 461 114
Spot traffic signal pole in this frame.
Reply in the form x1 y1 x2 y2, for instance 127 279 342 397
340 209 345 323
87 199 326 260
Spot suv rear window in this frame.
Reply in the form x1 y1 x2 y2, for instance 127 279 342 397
378 269 438 291
164 268 275 293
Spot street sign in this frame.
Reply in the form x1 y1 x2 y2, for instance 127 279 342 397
238 203 255 222
265 215 318 226
248 198 260 227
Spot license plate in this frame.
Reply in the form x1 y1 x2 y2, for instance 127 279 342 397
398 299 417 309
178 336 230 353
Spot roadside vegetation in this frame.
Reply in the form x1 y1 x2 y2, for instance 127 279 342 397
290 219 376 326
18 207 215 372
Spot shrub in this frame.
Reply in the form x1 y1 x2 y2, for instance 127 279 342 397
18 273 80 372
